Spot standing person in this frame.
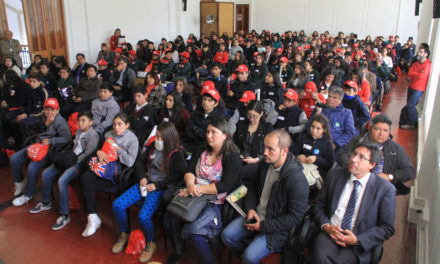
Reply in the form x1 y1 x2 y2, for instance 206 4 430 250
399 45 431 129
111 122 186 263
309 142 396 264
0 30 22 68
110 28 122 51
222 129 309 264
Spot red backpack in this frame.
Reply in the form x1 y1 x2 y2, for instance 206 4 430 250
68 112 79 137
125 230 146 255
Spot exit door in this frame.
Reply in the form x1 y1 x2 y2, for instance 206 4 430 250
235 4 249 34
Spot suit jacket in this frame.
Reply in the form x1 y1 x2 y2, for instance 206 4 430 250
0 39 22 68
312 167 396 264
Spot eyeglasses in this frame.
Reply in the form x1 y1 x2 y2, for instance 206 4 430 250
247 114 260 120
351 151 370 162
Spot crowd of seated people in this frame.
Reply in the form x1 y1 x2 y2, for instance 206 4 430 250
0 28 424 264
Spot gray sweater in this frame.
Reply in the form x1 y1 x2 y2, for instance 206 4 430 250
104 129 138 167
74 128 100 163
92 96 120 134
39 114 71 145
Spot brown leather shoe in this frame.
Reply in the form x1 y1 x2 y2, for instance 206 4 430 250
111 232 129 253
139 241 157 263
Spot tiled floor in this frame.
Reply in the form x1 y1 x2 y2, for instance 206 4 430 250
0 75 416 264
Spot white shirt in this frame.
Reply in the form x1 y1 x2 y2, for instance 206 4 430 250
73 131 87 155
330 173 371 230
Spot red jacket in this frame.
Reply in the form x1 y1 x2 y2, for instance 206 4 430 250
110 35 119 51
358 79 371 105
213 51 229 65
298 93 326 117
408 59 431 92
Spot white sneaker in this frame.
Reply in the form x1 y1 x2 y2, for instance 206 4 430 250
82 214 101 237
13 194 32 206
13 180 26 196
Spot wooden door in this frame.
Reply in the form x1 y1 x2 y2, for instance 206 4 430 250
235 4 249 34
218 2 234 37
200 2 218 36
22 0 67 61
0 0 8 39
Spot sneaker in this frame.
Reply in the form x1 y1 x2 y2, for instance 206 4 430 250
82 214 101 237
112 232 129 253
52 215 71 230
29 202 52 214
139 241 157 263
13 179 26 196
12 194 32 206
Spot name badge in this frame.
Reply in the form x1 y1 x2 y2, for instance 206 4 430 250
277 116 285 120
303 144 312 150
239 117 245 120
335 122 341 128
268 92 274 95
313 149 320 155
150 154 156 159
164 118 169 122
255 69 259 72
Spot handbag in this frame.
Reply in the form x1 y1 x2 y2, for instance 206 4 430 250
166 192 217 222
88 157 121 181
27 143 50 162
48 142 77 171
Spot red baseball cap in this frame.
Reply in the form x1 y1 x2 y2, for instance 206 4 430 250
353 43 359 48
253 51 260 57
97 59 107 66
230 73 237 80
153 50 160 56
114 48 123 53
296 46 303 52
236 64 249 73
279 56 288 63
389 35 394 39
304 81 317 94
128 50 136 56
202 80 215 92
277 48 284 54
239 90 256 102
284 89 298 101
179 51 190 58
305 44 311 50
187 39 193 43
386 44 393 49
201 89 220 102
336 48 343 54
44 98 59 110
344 80 359 90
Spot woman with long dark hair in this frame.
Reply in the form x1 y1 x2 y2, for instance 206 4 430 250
155 91 191 138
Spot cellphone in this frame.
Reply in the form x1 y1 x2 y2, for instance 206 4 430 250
246 218 257 224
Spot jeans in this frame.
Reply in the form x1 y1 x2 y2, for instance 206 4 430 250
10 147 48 198
221 217 281 264
405 87 424 126
41 163 81 215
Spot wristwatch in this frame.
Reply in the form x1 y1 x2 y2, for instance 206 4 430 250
388 174 394 181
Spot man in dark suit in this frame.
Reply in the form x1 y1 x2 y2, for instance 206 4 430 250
71 53 90 85
310 141 396 264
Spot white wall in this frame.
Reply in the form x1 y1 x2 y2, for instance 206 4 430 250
63 0 200 66
251 0 419 43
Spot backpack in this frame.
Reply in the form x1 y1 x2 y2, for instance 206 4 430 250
125 230 146 255
68 112 79 137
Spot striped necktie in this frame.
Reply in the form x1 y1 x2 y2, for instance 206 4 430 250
340 180 360 230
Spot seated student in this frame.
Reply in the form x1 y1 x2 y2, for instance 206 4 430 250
172 51 192 81
81 113 139 237
222 129 309 264
280 56 294 84
144 72 166 112
111 122 186 263
266 54 280 73
96 42 115 66
71 53 90 85
293 114 334 183
234 101 273 184
204 62 228 100
39 62 58 96
164 118 242 264
124 84 155 142
184 89 224 153
250 53 268 89
61 64 101 118
225 64 255 117
57 66 75 102
173 77 193 112
91 81 120 135
260 70 283 107
127 50 145 72
318 67 338 100
298 81 326 118
337 114 415 195
228 90 256 134
29 111 99 230
305 60 321 85
16 73 49 141
155 91 190 139
309 142 396 264
342 80 371 131
351 68 371 105
315 86 356 153
110 56 136 103
274 89 308 143
97 59 111 82
227 51 248 77
213 43 229 67
11 98 71 206
0 56 21 80
25 54 43 76
0 70 30 148
158 50 175 82
288 62 310 91
144 50 160 73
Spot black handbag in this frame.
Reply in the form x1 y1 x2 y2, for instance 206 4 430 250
48 142 77 171
166 193 217 222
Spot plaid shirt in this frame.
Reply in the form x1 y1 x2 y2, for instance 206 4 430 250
148 85 166 110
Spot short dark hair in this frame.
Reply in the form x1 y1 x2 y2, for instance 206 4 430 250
210 61 223 69
370 114 392 128
78 111 93 121
133 83 147 95
29 72 42 81
76 53 85 59
419 43 430 58
100 81 114 92
85 64 97 72
353 141 381 170
118 56 129 64
39 61 50 69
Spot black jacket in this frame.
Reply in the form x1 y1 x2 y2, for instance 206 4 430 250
260 83 282 106
42 72 58 92
72 63 90 84
342 95 371 130
207 75 229 100
185 108 224 148
225 78 255 109
25 86 48 116
337 133 415 195
245 152 309 250
124 102 155 142
234 120 273 159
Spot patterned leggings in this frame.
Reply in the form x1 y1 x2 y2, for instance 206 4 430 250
112 183 164 242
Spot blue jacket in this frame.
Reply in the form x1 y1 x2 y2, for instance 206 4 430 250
342 95 371 130
321 104 356 148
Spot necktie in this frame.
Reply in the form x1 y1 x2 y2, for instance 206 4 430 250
340 180 360 230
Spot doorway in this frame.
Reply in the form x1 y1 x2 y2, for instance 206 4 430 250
235 4 249 34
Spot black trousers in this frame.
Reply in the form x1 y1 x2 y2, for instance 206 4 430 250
162 211 186 256
81 170 116 214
